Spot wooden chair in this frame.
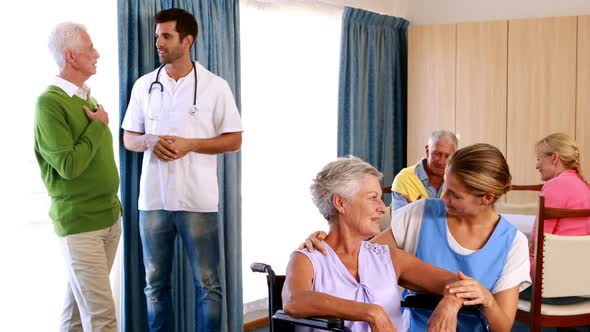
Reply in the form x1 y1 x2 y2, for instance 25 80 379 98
510 184 544 191
495 184 542 214
515 195 590 331
501 184 543 216
495 184 543 236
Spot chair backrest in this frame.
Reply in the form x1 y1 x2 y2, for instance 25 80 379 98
510 184 544 191
268 274 285 315
531 196 590 300
252 262 353 332
542 233 590 297
506 183 544 204
250 262 294 332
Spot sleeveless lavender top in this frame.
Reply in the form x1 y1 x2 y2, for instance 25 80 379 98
294 241 403 331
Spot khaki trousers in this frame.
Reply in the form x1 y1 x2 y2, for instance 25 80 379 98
58 218 121 332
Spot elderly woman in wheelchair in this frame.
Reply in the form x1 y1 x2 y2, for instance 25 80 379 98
282 156 482 332
300 145 532 331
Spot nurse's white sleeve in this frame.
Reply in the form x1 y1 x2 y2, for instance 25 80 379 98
390 200 426 255
491 231 532 294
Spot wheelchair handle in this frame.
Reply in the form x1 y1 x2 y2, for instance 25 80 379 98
250 262 270 273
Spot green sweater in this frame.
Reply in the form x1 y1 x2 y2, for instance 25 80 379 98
34 85 122 236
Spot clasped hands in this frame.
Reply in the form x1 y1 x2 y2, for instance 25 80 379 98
145 134 192 161
427 272 493 331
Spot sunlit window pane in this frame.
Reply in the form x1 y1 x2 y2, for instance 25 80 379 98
240 0 342 304
0 1 119 330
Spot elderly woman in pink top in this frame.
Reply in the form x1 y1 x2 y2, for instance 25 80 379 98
521 133 590 304
531 133 590 261
282 156 470 332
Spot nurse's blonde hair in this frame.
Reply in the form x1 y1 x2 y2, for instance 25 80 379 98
446 143 511 203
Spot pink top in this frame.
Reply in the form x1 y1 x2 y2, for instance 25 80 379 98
530 170 590 269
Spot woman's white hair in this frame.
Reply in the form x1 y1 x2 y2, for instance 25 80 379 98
48 22 87 68
310 156 383 222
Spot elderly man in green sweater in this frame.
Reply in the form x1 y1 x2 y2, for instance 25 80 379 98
34 22 121 332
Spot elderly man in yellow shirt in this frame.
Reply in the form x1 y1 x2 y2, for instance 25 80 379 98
391 130 458 210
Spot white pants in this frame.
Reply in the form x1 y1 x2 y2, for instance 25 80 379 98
59 219 121 332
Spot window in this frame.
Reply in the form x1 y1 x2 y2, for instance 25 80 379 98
1 0 342 325
0 2 119 330
240 0 342 304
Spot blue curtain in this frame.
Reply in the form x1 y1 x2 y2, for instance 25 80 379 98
117 1 242 331
337 7 409 203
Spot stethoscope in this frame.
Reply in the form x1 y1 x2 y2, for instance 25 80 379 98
147 61 198 120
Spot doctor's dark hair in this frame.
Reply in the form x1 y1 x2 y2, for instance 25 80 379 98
154 8 199 46
446 143 511 203
311 156 383 222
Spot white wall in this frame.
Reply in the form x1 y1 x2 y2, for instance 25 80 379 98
409 0 590 25
323 0 411 17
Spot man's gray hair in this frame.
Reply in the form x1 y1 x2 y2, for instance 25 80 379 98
428 130 458 148
48 22 87 68
310 156 383 222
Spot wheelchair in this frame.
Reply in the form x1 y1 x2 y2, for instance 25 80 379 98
251 262 490 331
